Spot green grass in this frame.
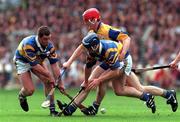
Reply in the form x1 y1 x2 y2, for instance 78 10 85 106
0 89 180 122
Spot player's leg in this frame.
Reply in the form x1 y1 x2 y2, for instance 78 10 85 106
96 82 107 104
62 66 105 116
78 66 106 103
18 71 35 112
82 75 108 116
80 66 109 116
127 72 164 95
112 73 142 97
83 55 131 115
110 55 144 98
112 73 156 113
14 60 35 112
127 72 178 112
32 64 58 116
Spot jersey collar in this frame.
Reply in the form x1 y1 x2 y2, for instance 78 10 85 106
95 22 101 33
98 42 102 54
35 36 46 52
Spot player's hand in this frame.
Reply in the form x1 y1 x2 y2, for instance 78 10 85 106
58 82 65 92
87 79 100 90
63 62 71 69
169 61 177 69
80 81 88 89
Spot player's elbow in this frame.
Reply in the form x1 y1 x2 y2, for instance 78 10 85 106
125 37 131 45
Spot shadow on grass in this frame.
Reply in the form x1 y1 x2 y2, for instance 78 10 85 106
1 112 176 119
0 112 179 122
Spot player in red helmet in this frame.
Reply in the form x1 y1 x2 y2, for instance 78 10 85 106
62 8 178 115
82 8 101 22
60 33 156 116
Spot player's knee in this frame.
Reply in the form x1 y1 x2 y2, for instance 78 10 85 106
114 86 126 96
26 88 35 96
135 85 144 92
114 90 123 96
139 86 144 92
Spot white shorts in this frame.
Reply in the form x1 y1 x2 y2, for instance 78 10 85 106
13 57 31 75
123 54 132 76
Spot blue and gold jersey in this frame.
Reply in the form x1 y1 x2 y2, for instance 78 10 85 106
87 40 124 70
91 22 129 42
14 35 59 66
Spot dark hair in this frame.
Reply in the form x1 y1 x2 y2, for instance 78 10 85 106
37 26 51 38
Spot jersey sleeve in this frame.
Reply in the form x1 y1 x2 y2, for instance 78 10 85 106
23 44 38 66
97 23 129 42
108 28 129 42
47 46 59 64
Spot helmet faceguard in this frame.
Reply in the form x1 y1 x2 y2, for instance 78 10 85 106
82 33 100 52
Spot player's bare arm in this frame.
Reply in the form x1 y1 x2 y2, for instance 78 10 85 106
51 63 64 90
81 55 96 89
63 44 85 68
32 64 54 83
87 68 123 90
170 52 180 68
118 36 131 61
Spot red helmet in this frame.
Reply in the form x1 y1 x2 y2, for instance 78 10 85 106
82 8 101 22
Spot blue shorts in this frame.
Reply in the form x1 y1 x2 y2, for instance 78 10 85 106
99 54 132 76
99 61 124 70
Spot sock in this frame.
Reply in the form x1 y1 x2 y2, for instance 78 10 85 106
92 101 100 110
140 92 149 101
68 102 77 113
19 91 26 98
163 90 171 99
49 103 55 112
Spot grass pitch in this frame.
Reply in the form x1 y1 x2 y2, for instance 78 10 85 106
0 89 180 122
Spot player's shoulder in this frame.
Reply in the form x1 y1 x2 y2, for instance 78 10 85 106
47 41 55 48
101 22 120 31
101 23 111 28
22 35 36 45
100 40 115 48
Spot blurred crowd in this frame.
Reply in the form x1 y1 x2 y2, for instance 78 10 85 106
0 0 179 90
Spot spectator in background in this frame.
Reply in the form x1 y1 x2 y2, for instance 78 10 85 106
154 69 175 89
0 0 179 89
144 58 160 87
0 46 12 88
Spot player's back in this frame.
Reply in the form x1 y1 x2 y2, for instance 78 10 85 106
100 40 122 50
98 40 123 64
95 23 128 43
